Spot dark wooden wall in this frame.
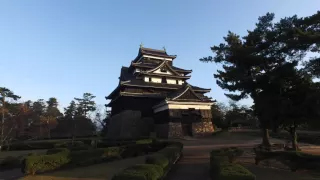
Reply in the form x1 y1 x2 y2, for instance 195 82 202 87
110 96 162 117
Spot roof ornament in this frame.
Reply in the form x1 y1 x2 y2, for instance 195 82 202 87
140 42 144 48
163 46 166 52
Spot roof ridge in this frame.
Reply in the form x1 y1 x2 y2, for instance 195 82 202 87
140 47 166 52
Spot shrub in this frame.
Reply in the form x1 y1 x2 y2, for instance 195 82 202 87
145 154 169 169
23 147 123 175
157 145 182 163
103 147 124 158
5 141 57 151
46 148 70 155
210 148 255 180
54 141 84 148
112 164 163 180
121 144 151 158
136 139 153 145
22 152 70 175
219 163 256 180
211 147 244 163
69 149 105 165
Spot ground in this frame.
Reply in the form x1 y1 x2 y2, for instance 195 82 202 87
1 131 319 180
166 132 320 180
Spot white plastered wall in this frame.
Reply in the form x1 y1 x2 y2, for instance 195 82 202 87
153 103 212 113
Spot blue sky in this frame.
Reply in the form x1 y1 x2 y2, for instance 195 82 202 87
1 0 319 110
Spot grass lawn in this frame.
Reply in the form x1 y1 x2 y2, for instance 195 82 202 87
20 155 146 180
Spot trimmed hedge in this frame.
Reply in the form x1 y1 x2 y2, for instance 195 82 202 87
113 141 183 180
112 164 163 180
145 154 169 169
22 147 124 175
211 147 244 163
136 139 153 145
46 148 70 155
22 150 70 175
210 148 255 180
22 141 167 175
219 163 256 180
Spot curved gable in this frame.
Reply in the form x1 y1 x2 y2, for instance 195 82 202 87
146 61 180 76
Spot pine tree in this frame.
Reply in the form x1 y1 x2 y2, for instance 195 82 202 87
0 87 20 150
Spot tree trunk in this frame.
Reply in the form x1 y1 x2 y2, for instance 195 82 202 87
290 125 298 151
72 119 76 146
262 128 271 147
1 97 5 151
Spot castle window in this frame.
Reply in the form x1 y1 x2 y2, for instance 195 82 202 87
176 80 179 84
149 77 152 82
161 77 167 83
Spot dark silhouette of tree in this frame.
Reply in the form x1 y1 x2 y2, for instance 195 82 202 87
200 11 320 148
74 93 96 117
0 87 20 150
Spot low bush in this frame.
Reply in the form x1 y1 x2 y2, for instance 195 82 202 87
104 146 125 157
121 144 152 158
136 139 153 145
218 163 256 180
54 141 84 148
157 146 181 163
5 141 58 151
210 147 255 180
145 154 169 169
46 148 70 155
23 146 124 175
22 151 70 175
114 141 183 180
112 164 164 180
211 147 244 163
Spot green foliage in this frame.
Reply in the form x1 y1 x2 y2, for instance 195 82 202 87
200 11 320 146
121 144 150 158
114 141 183 180
74 93 96 117
54 141 85 148
210 148 255 180
103 146 124 157
23 146 124 175
219 163 256 180
112 164 164 180
22 151 70 175
6 141 59 150
46 148 70 155
136 139 153 144
210 147 244 163
145 154 169 169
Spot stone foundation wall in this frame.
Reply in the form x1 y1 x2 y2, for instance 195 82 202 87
192 121 214 137
168 122 183 138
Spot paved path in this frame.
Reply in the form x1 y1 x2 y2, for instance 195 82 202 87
166 134 266 180
0 168 23 180
165 133 320 180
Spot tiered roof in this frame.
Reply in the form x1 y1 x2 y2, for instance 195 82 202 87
133 47 177 63
106 47 213 105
